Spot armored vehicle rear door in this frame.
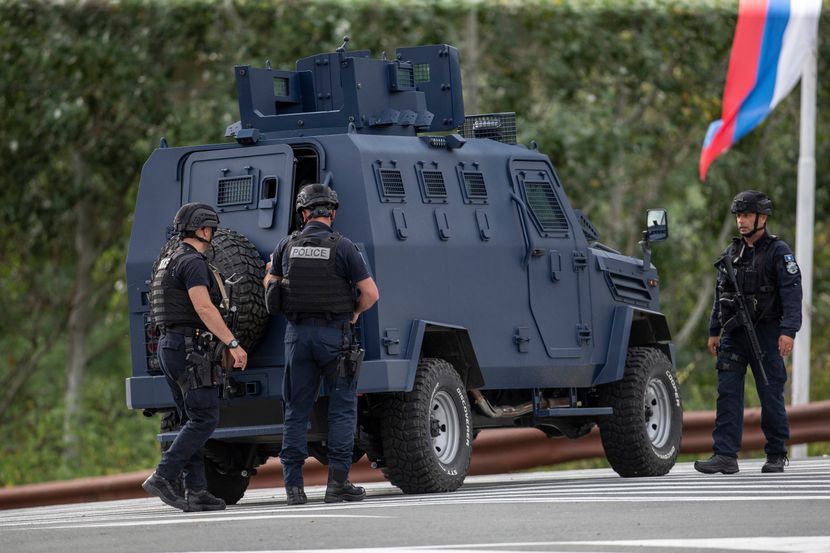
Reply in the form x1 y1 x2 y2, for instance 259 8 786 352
510 158 591 360
181 144 295 253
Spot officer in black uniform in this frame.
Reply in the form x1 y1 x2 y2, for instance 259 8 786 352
695 191 801 474
264 183 379 505
142 203 248 511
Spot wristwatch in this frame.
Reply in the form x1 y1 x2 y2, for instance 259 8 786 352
228 338 240 349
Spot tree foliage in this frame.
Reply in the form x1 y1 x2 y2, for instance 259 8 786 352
1 0 828 485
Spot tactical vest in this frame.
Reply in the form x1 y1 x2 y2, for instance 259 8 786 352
718 236 780 322
150 244 222 329
282 231 355 316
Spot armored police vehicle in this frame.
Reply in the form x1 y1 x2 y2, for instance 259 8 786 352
126 42 680 503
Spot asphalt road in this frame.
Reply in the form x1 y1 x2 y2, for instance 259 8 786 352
2 458 829 553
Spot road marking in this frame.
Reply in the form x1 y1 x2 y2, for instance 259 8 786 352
562 536 830 552
43 512 391 529
152 536 830 553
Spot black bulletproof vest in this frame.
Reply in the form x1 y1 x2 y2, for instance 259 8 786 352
719 236 780 321
282 231 355 316
150 244 221 329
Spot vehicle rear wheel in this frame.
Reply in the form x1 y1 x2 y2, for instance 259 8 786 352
598 347 682 477
203 440 253 504
380 358 472 493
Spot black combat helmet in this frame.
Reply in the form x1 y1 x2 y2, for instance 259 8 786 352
730 190 773 215
295 183 339 215
173 202 220 235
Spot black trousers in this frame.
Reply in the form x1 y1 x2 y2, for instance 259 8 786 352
713 321 790 458
155 331 220 491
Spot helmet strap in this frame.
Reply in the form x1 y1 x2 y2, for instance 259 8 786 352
741 213 765 239
192 226 214 245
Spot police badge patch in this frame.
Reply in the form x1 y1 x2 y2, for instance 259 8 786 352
784 254 799 275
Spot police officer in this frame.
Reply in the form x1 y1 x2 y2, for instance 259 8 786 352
264 183 379 505
695 191 801 474
142 203 248 511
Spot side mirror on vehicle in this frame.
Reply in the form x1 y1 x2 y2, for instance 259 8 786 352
645 208 668 243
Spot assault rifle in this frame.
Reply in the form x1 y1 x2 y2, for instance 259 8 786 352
715 253 769 385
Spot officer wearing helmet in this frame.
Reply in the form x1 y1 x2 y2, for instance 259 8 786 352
695 191 801 475
142 202 248 511
264 183 379 505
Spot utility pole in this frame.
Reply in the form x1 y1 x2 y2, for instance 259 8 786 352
790 44 817 461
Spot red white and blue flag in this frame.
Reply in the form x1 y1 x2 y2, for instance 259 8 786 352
699 0 822 181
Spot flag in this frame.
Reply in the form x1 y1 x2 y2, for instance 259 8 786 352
699 0 822 181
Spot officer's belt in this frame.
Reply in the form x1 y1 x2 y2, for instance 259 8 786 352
291 316 350 330
162 325 207 337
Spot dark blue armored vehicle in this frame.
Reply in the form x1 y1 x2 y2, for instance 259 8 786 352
126 42 681 503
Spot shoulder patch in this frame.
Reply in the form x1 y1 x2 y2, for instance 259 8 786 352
784 254 799 275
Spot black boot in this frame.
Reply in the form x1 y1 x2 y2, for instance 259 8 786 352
694 454 739 474
286 486 308 506
324 479 366 503
185 488 226 511
142 472 188 511
762 455 788 473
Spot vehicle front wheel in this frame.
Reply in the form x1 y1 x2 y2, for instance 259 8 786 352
597 347 682 477
380 358 473 493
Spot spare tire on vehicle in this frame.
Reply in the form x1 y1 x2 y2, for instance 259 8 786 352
149 228 268 350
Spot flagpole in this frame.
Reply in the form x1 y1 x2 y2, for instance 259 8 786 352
790 43 817 461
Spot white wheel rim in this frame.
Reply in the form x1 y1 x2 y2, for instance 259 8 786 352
431 390 460 464
645 377 672 448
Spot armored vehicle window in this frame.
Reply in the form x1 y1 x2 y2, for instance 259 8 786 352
524 180 569 235
373 166 406 203
459 171 488 204
273 77 289 97
414 63 430 83
217 175 254 206
381 170 405 195
423 171 447 197
397 66 415 89
416 166 447 203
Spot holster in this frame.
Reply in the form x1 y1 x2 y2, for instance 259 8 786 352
334 345 364 380
335 328 365 382
180 333 220 394
342 344 366 382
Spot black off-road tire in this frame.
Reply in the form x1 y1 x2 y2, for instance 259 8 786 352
206 229 267 349
598 347 683 477
203 440 252 505
380 358 473 494
150 228 268 350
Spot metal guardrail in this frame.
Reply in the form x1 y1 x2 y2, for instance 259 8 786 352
2 401 829 510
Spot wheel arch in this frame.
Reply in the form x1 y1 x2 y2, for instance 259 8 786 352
592 306 675 386
402 320 485 391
